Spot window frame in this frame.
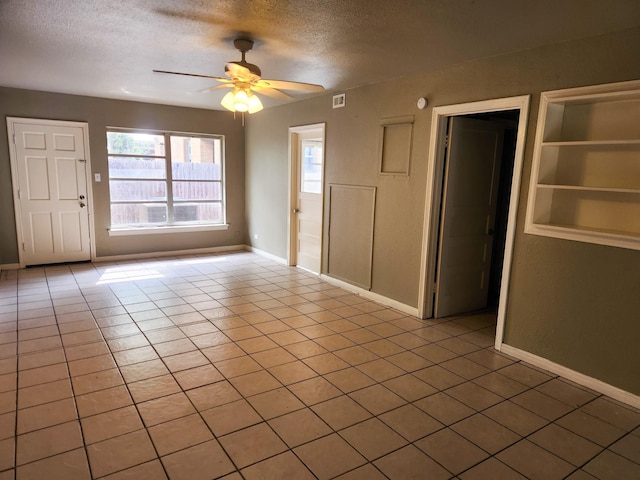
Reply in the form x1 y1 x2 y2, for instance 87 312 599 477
106 128 228 235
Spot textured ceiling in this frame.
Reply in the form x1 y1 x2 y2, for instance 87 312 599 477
1 0 639 111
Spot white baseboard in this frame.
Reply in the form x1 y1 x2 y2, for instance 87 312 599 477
245 246 288 265
0 263 20 271
320 274 419 317
247 249 418 316
500 344 640 410
94 244 246 263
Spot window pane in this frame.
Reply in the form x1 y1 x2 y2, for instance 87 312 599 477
302 179 322 193
301 142 323 194
171 136 222 180
108 157 166 179
173 181 221 201
181 203 223 223
111 203 167 225
109 180 166 202
107 132 165 156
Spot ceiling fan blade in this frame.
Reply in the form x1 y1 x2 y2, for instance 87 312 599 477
257 79 324 93
199 84 234 93
153 69 228 81
225 62 252 79
252 86 292 100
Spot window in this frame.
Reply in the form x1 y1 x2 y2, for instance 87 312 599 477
301 139 323 194
106 130 225 231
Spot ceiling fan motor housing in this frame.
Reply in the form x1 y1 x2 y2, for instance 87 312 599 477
228 38 262 78
226 61 262 78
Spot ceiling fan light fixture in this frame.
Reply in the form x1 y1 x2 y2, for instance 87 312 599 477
233 89 250 112
246 91 263 114
220 87 263 114
221 90 238 112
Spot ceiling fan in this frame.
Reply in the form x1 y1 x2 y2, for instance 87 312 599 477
153 38 325 115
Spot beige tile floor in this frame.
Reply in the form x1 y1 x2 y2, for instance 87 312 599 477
0 251 638 480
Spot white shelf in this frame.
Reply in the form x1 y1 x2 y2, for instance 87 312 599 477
537 184 640 194
541 139 640 147
528 222 640 250
525 80 640 250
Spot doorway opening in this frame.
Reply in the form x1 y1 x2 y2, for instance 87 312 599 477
287 123 326 274
434 110 519 317
418 96 530 350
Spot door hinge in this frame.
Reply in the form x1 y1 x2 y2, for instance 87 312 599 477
22 243 25 251
432 282 437 293
444 134 450 149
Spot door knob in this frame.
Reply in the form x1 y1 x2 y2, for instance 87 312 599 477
79 202 86 208
293 208 300 213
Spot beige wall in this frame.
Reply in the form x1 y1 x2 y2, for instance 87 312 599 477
245 27 640 394
0 88 246 261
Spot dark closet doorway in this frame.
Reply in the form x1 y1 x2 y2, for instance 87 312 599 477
433 110 520 318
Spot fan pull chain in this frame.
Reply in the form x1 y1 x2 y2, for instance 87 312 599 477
231 110 246 126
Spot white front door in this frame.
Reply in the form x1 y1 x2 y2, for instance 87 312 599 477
290 125 325 273
8 118 92 266
435 117 504 317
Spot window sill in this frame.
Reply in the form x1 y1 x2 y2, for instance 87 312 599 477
108 224 229 236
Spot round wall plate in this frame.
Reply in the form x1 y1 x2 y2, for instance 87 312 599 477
417 97 427 109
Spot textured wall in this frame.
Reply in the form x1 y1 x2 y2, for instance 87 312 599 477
245 27 640 394
0 89 245 260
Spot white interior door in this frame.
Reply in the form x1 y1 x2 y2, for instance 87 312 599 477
435 117 504 317
9 119 91 266
291 126 324 273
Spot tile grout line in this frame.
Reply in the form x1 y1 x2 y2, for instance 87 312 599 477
50 267 97 480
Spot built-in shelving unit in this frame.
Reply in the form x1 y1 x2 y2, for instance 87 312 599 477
525 80 640 250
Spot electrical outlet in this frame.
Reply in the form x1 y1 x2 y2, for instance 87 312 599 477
94 173 101 182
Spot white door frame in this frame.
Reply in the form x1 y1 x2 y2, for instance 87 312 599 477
7 117 96 268
417 96 530 351
287 123 326 268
